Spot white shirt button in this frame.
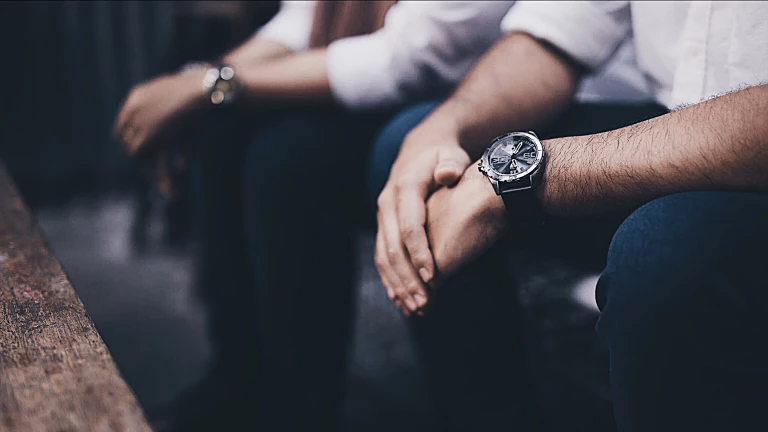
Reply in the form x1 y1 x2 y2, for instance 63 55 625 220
688 45 702 57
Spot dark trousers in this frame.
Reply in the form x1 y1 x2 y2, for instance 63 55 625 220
195 103 543 430
596 191 768 431
193 106 393 430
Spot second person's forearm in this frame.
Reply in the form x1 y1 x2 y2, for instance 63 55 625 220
235 48 334 108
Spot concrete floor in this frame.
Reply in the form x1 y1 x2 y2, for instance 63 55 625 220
35 195 431 431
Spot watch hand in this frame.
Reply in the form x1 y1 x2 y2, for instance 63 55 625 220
510 159 518 170
512 142 523 154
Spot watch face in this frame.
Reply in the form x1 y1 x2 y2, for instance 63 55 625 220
486 133 541 178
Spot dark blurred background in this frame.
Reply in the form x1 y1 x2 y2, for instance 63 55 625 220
0 2 612 431
0 1 276 204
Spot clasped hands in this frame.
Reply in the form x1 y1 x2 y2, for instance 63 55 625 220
375 125 509 316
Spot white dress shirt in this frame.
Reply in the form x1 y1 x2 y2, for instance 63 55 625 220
257 1 651 109
502 1 768 109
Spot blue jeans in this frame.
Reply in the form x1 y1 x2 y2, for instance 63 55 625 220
596 191 768 431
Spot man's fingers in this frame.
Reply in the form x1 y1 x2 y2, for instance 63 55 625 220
434 146 471 186
376 203 421 313
434 164 463 186
374 229 398 301
375 230 412 317
395 189 434 285
379 205 428 313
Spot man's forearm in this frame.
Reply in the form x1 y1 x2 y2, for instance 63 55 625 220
540 84 768 215
423 32 581 159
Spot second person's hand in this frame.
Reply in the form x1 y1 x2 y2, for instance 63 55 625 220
374 121 471 315
114 72 206 157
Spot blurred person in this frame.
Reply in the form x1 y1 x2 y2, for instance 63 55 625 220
115 1 518 430
373 1 768 431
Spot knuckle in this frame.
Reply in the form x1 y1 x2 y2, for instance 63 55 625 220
406 282 421 294
399 223 417 239
376 193 390 209
387 247 399 260
412 251 430 265
374 254 386 269
394 177 415 192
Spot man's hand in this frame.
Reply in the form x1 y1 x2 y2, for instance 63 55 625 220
375 124 471 315
114 72 205 157
425 163 508 283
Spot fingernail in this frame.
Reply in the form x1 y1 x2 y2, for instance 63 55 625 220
418 268 432 283
414 293 427 307
404 298 418 311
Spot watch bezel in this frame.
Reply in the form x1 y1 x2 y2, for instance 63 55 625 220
479 132 543 182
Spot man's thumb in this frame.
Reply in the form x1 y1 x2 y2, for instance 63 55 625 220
434 147 470 186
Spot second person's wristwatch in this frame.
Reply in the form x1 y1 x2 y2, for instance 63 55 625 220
478 131 545 225
202 65 239 106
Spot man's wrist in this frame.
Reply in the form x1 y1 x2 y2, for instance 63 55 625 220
466 165 508 228
433 100 479 154
535 136 588 216
535 139 556 214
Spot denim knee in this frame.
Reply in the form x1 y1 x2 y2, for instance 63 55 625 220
597 191 768 331
596 193 736 339
595 191 768 430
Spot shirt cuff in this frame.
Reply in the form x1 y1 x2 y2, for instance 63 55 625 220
326 35 403 110
501 1 630 70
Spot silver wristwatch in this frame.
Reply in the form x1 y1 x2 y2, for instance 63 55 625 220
478 131 545 224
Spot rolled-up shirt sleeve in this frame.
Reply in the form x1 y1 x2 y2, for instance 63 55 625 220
326 1 514 110
501 1 631 70
256 1 316 53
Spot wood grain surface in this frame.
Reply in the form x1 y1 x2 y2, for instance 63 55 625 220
0 163 152 432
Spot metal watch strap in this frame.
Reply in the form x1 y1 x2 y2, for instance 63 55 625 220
501 189 544 226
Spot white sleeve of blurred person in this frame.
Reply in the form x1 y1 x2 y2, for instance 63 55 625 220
220 1 316 68
501 1 651 104
324 1 515 110
255 1 317 53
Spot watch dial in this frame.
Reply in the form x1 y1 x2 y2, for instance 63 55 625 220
488 135 540 176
